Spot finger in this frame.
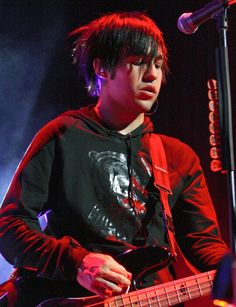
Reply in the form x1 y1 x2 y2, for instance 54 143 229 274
94 288 113 299
87 285 112 299
87 279 122 299
95 263 131 287
115 266 132 282
111 263 132 280
101 269 131 287
104 259 132 281
94 277 124 295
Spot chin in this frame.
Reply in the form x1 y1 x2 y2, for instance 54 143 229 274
136 99 155 113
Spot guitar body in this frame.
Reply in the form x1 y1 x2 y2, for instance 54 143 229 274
37 245 216 307
0 245 171 307
38 295 105 307
0 246 216 306
115 245 171 289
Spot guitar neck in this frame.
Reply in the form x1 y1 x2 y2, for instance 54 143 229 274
107 270 216 307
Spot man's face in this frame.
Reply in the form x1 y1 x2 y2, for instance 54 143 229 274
103 52 163 116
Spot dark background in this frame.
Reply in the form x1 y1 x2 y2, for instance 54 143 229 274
0 1 235 305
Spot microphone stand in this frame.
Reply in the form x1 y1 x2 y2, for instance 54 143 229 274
211 5 236 304
215 5 236 253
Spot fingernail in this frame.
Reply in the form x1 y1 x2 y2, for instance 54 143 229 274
104 290 112 297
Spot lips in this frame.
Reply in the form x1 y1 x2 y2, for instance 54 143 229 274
140 85 157 94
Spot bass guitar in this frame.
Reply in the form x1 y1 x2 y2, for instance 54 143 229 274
36 246 215 307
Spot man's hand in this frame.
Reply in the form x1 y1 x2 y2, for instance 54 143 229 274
77 252 132 298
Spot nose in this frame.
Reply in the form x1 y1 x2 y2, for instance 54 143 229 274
143 63 159 82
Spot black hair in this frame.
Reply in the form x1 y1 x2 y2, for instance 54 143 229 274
70 11 168 96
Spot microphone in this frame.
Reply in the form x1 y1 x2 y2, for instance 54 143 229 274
177 0 231 34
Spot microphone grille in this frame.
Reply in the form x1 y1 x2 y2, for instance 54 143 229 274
177 12 198 34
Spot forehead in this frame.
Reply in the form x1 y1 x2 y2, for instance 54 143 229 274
127 40 158 56
125 47 163 61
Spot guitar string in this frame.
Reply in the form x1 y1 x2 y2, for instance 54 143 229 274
118 284 212 306
59 272 215 307
110 286 212 307
94 280 214 307
119 273 215 300
69 283 213 307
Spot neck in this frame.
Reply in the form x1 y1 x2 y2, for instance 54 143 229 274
118 114 144 134
95 99 144 135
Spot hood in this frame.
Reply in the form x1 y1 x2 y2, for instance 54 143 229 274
60 104 154 139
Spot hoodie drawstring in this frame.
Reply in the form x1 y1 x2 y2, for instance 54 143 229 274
127 134 137 215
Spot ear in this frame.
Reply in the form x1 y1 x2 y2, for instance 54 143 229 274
93 58 108 79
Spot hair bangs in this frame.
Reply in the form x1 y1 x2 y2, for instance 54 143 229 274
123 31 159 59
70 11 168 96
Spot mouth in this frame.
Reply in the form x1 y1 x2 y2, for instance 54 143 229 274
140 86 157 94
138 86 157 100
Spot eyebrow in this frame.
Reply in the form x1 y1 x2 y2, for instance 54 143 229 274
155 54 163 61
128 54 163 60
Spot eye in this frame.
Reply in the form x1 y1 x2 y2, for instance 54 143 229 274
154 61 163 69
131 57 145 66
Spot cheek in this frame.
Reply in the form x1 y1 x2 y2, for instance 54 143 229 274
156 72 163 92
117 76 137 95
125 74 140 94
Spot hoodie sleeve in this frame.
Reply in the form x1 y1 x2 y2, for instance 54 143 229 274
0 119 89 281
162 136 230 272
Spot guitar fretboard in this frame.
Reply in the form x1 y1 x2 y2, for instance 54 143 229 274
105 270 215 307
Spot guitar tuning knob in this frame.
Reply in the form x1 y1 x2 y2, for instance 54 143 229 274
211 159 223 172
209 134 221 146
208 99 219 112
207 79 217 90
209 122 220 135
210 147 221 159
207 78 222 172
209 111 220 123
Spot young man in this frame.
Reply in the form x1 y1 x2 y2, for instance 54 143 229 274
0 11 229 306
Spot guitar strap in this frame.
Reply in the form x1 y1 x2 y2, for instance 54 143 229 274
149 133 177 260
